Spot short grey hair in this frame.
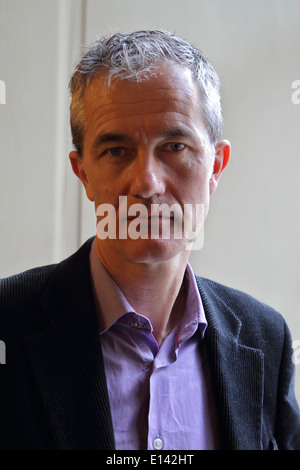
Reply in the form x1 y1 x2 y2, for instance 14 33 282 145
69 30 223 157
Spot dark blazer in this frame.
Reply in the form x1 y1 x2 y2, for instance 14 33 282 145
1 238 299 450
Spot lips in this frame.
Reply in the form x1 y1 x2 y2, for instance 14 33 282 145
127 214 174 221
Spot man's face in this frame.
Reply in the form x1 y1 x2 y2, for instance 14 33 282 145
70 62 230 266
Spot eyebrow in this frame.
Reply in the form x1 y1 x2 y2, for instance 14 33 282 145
92 133 128 152
157 127 193 139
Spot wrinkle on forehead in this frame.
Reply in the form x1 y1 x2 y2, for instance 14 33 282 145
85 62 199 110
83 62 211 150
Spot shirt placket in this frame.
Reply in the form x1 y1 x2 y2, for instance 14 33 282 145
146 326 180 451
147 363 164 450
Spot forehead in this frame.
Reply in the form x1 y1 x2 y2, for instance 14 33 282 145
83 62 207 140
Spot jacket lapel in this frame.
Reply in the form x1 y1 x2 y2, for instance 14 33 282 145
196 277 265 450
24 239 115 450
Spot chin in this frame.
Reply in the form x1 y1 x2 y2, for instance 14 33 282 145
116 237 190 264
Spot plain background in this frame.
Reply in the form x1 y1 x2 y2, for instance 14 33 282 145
1 0 299 402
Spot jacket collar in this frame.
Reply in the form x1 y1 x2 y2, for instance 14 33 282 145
196 276 264 450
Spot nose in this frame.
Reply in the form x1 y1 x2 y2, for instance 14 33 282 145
129 151 166 200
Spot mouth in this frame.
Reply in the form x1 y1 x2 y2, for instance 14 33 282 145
126 214 174 223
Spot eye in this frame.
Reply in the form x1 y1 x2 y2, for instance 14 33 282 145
101 147 130 158
107 147 124 157
163 142 186 152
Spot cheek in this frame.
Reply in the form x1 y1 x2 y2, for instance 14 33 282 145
175 148 213 180
91 176 129 217
174 162 212 202
92 184 118 207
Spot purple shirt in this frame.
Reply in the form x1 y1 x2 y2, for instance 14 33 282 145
89 242 220 450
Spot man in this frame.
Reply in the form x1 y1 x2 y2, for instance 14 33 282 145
0 30 299 450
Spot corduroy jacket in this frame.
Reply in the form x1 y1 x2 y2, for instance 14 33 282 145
0 238 299 450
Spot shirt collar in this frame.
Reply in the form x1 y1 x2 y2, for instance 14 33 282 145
181 262 207 342
89 241 133 332
89 240 207 339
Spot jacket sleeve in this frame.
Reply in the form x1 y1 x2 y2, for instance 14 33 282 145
275 320 300 450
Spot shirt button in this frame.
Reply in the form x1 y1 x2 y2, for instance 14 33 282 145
153 437 163 450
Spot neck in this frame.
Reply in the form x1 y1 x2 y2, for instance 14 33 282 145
95 241 190 346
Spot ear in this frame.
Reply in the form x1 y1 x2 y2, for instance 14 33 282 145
69 151 95 201
209 139 231 195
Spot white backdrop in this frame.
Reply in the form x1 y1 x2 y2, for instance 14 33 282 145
1 0 299 401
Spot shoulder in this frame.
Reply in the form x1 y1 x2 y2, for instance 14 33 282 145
0 238 94 305
0 265 58 337
196 275 282 316
0 238 94 336
1 264 57 304
195 275 288 347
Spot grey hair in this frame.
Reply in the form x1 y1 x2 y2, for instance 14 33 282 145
69 30 223 157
